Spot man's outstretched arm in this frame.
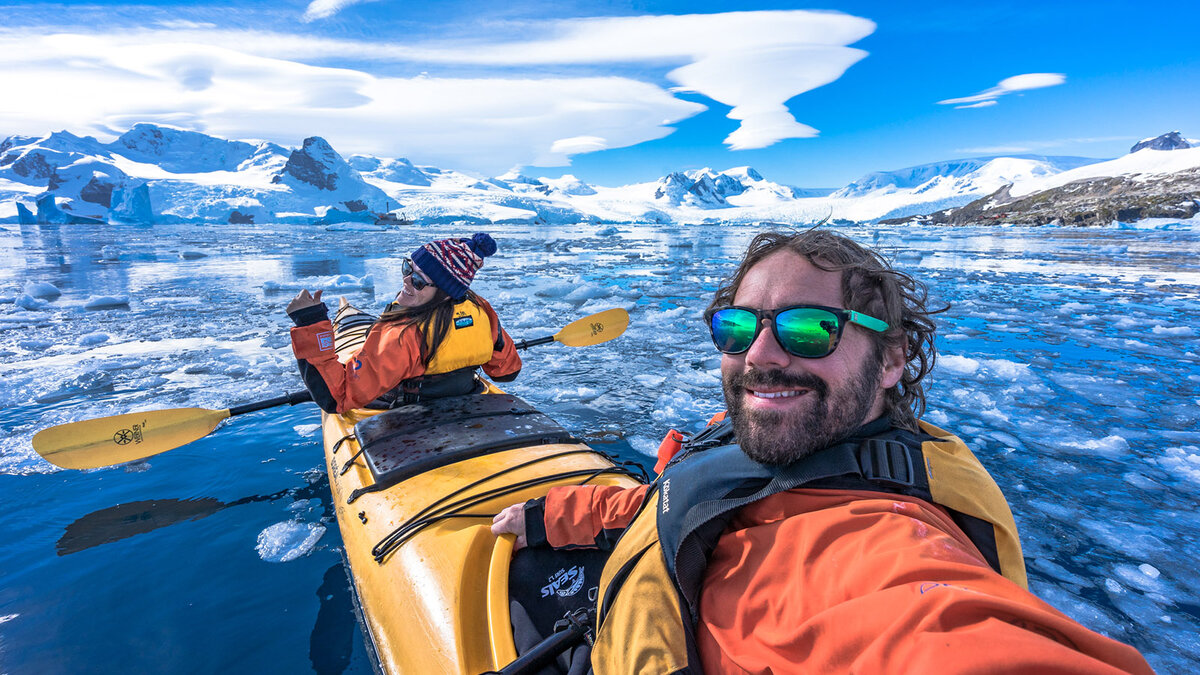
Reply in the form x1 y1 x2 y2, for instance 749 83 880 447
492 484 651 550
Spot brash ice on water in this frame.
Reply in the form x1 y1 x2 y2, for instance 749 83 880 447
0 220 1197 673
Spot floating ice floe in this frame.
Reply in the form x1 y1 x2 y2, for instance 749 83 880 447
1056 435 1131 458
532 279 578 298
262 274 374 293
325 222 389 232
77 333 109 346
83 295 131 310
1151 325 1193 336
256 521 325 563
979 358 1033 381
923 409 950 426
627 436 658 458
939 354 980 375
293 423 321 436
23 281 61 300
100 245 120 262
1113 563 1164 593
1158 446 1200 484
633 374 667 388
287 499 316 513
548 386 603 403
15 295 50 311
651 389 717 431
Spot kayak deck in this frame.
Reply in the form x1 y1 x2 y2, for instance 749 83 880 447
322 394 642 674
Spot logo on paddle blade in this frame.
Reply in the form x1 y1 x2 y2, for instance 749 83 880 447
541 565 586 598
590 322 603 336
113 422 145 446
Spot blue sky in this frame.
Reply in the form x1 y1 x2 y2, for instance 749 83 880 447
1 1 1196 187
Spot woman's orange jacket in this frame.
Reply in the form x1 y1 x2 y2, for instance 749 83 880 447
290 296 521 413
538 483 1154 674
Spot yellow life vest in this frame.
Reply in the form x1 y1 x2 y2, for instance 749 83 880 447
422 299 493 375
592 420 1026 674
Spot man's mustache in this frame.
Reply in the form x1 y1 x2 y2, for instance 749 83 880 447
730 368 828 397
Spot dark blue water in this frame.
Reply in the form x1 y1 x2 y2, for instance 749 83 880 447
1 220 1197 673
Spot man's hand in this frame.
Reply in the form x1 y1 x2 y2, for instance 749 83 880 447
491 503 528 550
286 289 323 314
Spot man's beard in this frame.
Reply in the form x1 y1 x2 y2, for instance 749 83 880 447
723 355 883 465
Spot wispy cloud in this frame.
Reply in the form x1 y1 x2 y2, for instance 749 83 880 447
938 73 1065 109
0 10 874 172
303 0 373 23
957 136 1133 155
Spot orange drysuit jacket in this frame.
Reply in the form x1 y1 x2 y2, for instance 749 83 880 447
290 296 521 413
536 483 1154 674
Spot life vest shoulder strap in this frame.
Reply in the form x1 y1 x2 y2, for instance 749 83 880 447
658 427 936 622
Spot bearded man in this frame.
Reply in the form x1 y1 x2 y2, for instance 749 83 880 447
492 229 1152 674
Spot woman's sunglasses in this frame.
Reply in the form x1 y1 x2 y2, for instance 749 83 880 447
705 304 889 359
402 258 436 291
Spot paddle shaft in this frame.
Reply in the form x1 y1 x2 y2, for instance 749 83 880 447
34 308 629 470
512 336 553 350
228 390 313 417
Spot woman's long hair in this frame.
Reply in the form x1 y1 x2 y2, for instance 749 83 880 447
377 289 479 367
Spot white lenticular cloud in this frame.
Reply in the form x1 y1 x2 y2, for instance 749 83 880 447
938 72 1066 109
410 11 874 150
998 73 1067 91
0 9 875 171
550 136 609 154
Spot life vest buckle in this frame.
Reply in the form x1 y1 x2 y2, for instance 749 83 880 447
857 438 915 487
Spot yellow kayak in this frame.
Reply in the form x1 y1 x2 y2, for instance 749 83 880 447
321 386 643 673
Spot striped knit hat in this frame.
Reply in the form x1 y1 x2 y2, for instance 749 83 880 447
411 233 497 301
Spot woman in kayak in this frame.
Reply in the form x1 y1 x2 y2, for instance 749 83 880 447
285 232 522 413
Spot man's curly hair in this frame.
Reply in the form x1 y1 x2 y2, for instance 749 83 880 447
708 228 945 430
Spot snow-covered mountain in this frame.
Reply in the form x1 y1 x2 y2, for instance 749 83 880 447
1 125 389 225
898 138 1200 226
3 124 1198 226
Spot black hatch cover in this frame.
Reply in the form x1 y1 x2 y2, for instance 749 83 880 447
353 394 577 490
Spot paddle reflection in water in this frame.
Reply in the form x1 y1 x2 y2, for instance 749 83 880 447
56 473 332 556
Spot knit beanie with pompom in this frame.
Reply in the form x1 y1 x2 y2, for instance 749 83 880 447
410 232 497 301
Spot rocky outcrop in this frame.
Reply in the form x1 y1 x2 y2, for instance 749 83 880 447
275 137 343 191
228 210 255 224
885 167 1200 226
1131 131 1191 153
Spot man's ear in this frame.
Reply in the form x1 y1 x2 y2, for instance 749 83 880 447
879 340 906 390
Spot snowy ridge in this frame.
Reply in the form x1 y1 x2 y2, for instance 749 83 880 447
1009 146 1200 198
2 124 1197 225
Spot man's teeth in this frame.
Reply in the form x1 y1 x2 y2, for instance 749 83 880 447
751 390 802 399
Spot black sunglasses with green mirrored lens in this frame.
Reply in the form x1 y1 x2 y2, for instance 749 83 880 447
401 258 436 291
705 304 889 359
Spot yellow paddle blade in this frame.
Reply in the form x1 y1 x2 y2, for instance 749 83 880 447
33 407 232 470
554 308 630 347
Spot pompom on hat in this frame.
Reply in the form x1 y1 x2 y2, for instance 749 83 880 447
411 233 497 301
